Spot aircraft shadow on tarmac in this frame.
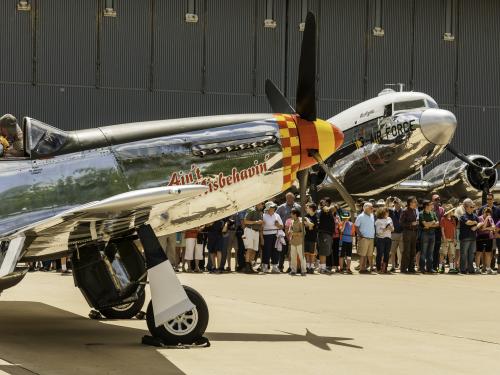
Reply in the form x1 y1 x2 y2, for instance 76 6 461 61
0 302 362 375
0 301 184 375
206 329 363 351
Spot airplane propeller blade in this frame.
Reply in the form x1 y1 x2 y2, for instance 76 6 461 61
295 12 317 122
265 79 296 114
445 144 481 169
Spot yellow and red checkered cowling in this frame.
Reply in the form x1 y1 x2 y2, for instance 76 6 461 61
274 113 344 191
274 114 301 190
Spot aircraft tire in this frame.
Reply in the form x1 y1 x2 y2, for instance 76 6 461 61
99 289 146 319
146 285 209 345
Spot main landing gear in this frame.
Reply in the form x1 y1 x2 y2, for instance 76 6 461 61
72 225 210 346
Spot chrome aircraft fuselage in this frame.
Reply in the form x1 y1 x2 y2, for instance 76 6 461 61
317 90 458 199
0 114 342 259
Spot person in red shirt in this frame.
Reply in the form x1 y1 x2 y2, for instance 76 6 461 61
439 204 458 274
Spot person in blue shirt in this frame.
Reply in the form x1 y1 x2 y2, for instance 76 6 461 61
354 202 375 274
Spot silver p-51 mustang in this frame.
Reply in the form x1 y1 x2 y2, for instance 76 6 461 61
0 13 342 345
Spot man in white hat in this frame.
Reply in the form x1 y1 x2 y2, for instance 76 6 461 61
262 201 283 273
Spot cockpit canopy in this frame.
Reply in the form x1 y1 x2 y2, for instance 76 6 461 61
24 117 70 158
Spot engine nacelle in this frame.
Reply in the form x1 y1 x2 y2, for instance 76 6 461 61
423 155 497 199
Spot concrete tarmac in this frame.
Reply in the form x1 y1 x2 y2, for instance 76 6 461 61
1 270 499 375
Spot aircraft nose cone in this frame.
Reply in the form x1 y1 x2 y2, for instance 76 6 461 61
419 108 457 145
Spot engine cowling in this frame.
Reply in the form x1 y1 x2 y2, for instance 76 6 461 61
423 155 497 199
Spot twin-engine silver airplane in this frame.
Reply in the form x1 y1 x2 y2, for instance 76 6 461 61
315 88 499 205
0 13 343 345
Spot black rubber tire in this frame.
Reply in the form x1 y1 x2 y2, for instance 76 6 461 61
146 285 209 345
99 289 146 319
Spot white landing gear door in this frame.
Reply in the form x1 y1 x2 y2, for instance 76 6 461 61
148 259 195 327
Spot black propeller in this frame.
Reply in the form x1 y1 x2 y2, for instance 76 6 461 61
264 12 317 122
264 12 357 212
295 12 317 121
446 144 499 204
264 12 318 213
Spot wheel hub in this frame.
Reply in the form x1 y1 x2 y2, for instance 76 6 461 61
164 308 198 336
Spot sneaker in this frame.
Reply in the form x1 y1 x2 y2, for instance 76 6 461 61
271 266 280 274
487 268 494 275
389 267 396 272
359 269 370 274
475 268 481 274
319 268 331 275
439 266 445 274
346 269 353 275
290 271 296 276
448 268 458 274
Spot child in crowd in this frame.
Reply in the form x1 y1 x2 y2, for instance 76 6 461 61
375 207 394 273
338 211 355 274
303 203 318 274
288 208 306 276
439 204 458 273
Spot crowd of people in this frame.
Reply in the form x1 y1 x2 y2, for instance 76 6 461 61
29 191 500 277
162 192 500 276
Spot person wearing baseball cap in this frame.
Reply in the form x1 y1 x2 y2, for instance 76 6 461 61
0 114 24 157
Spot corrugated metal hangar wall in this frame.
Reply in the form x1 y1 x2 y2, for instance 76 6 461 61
0 0 499 163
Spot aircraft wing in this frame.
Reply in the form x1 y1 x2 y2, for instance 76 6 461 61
0 185 207 269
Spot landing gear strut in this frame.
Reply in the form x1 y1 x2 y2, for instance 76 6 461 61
137 225 210 346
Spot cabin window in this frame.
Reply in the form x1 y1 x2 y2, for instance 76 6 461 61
393 99 426 112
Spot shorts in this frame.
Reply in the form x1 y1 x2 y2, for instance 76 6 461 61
357 237 374 257
207 237 223 254
317 232 333 257
340 242 352 257
440 240 456 257
476 238 493 253
304 241 316 254
184 238 203 260
243 227 259 251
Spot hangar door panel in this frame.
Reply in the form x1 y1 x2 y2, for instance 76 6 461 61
366 0 413 98
100 0 151 89
457 0 500 107
319 0 367 101
205 0 254 94
0 0 32 83
413 0 456 106
254 0 286 95
154 1 203 92
37 0 96 86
